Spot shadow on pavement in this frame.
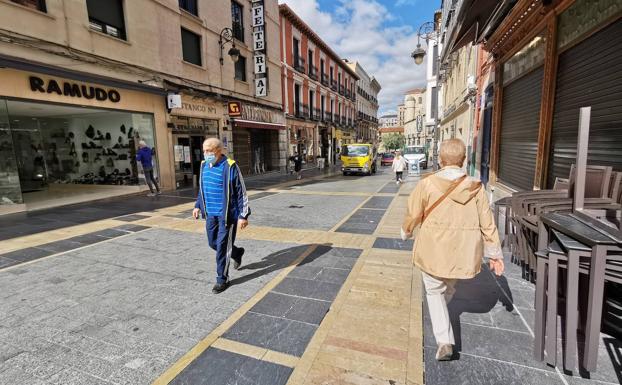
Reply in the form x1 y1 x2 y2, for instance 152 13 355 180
448 264 514 353
229 243 333 287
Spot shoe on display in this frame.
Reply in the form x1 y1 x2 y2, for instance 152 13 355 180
113 143 120 149
117 154 127 160
105 132 111 140
118 136 123 144
81 142 88 149
106 158 114 167
120 124 126 134
86 125 95 139
127 127 134 138
124 168 131 175
108 148 118 156
94 154 102 162
82 152 89 163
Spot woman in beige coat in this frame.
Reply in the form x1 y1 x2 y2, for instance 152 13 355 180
401 138 504 361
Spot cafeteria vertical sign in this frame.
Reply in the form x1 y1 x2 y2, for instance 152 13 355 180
252 0 268 97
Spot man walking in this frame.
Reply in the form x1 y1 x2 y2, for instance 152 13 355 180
290 151 303 180
192 138 251 294
136 140 160 196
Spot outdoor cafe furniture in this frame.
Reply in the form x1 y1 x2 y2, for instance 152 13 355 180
535 211 622 372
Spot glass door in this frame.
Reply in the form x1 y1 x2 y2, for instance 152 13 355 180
0 100 23 205
10 114 48 192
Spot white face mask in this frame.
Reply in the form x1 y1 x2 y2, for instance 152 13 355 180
204 152 217 165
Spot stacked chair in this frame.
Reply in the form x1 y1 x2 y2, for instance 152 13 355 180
495 165 622 373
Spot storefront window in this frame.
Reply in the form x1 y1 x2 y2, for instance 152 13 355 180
0 99 157 206
0 100 22 205
503 32 546 85
557 0 622 50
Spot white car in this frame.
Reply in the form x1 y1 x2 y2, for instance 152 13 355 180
403 146 428 174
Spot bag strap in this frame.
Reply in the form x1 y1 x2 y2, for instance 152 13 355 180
422 175 467 224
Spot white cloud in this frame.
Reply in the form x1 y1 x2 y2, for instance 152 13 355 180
278 0 427 115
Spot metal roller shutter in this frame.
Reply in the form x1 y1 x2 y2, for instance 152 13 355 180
547 19 622 188
233 128 251 175
498 67 544 190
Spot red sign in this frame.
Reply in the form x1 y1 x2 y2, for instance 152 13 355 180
228 101 242 117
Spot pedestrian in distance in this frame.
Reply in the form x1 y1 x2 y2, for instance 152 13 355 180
290 151 303 180
192 138 251 294
392 150 409 185
136 140 160 196
401 138 504 361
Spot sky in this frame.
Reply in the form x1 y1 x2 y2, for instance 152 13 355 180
277 0 442 117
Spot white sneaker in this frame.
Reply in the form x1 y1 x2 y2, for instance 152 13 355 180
396 181 400 185
147 192 156 197
399 178 403 183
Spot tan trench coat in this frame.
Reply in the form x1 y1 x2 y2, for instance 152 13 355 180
402 167 502 279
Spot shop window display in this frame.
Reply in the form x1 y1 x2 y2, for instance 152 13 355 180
0 99 157 205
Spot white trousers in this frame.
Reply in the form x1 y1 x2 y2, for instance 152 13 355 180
422 271 457 345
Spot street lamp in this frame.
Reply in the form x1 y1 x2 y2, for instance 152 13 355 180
219 27 241 65
411 21 436 66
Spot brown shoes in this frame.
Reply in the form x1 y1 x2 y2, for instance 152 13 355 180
435 344 453 361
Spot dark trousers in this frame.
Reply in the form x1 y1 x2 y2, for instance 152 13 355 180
144 168 160 193
206 216 241 284
396 171 403 181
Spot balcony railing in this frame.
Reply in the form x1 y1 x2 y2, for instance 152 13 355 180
295 103 309 119
311 108 321 121
294 56 306 74
323 111 332 122
347 118 353 127
321 73 329 86
232 24 244 42
330 79 338 91
338 84 345 96
309 66 318 81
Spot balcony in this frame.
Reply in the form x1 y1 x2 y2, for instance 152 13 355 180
323 111 332 122
321 73 329 86
295 104 309 119
294 56 306 74
311 108 321 121
309 66 318 81
330 79 338 91
338 84 345 96
348 118 353 127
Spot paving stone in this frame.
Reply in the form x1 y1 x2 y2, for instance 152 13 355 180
273 277 342 302
112 224 150 232
288 265 324 280
284 297 332 325
423 347 563 385
88 228 130 238
223 312 317 357
250 292 298 318
115 214 150 222
316 268 350 285
373 237 414 251
0 247 52 263
362 196 394 209
0 257 20 269
35 240 87 254
170 347 292 385
66 234 108 246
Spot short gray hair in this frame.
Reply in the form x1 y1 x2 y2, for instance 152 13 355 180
203 137 223 149
138 140 147 147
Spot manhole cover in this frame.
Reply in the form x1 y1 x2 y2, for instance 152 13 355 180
288 205 304 209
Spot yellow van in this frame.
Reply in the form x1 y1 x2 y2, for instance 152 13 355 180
340 143 377 176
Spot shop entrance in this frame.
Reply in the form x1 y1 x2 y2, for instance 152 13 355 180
173 135 204 189
0 98 157 211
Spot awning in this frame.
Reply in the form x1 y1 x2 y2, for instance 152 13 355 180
233 119 285 130
441 0 516 62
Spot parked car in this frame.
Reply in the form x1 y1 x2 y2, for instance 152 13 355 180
381 152 395 166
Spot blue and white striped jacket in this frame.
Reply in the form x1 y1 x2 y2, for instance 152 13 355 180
194 156 250 225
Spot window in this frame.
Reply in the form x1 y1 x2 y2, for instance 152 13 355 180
419 97 422 104
231 1 244 42
432 44 439 75
330 66 334 81
10 0 46 12
320 59 325 76
179 0 198 16
294 84 301 115
86 0 126 40
321 95 325 115
181 28 202 66
309 90 315 115
431 87 438 120
235 55 247 81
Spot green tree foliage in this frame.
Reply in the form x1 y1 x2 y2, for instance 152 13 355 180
382 133 406 150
